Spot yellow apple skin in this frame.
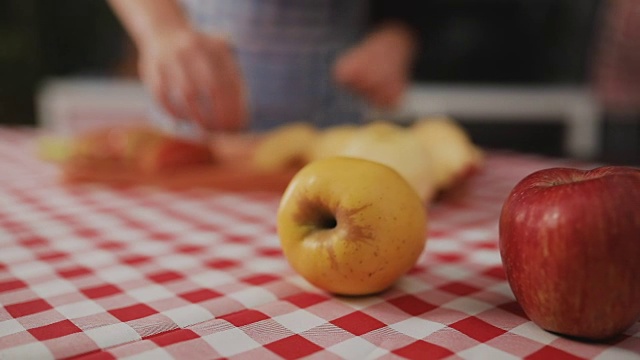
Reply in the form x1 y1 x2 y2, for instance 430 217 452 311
277 156 428 296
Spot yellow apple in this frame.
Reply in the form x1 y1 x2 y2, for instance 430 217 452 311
277 156 428 296
252 122 318 172
410 116 484 190
338 121 436 203
308 124 359 161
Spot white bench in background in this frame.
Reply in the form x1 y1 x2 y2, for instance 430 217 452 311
395 83 602 160
37 78 602 159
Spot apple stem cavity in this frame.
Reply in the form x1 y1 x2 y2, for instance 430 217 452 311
318 213 337 230
293 196 339 231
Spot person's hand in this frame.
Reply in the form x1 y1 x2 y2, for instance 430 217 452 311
333 22 418 110
138 28 247 131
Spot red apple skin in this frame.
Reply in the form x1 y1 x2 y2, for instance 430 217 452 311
499 166 640 341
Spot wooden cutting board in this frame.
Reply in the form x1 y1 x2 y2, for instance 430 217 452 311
61 162 297 193
59 134 298 193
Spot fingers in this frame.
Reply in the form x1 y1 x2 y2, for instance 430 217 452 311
140 32 247 132
178 50 217 129
143 57 186 121
203 37 248 131
366 74 406 108
334 23 417 110
177 35 247 132
334 53 406 109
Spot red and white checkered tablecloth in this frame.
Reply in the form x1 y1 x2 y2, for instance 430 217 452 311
0 127 638 360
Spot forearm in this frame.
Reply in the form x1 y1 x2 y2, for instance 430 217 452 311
107 0 190 49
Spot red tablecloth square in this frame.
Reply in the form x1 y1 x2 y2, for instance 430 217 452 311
37 250 69 262
0 279 28 293
283 293 330 309
57 266 94 279
18 236 49 248
148 232 177 241
29 319 83 341
6 298 53 318
241 273 280 286
179 289 223 303
108 304 158 322
80 284 122 300
219 309 270 327
387 294 437 316
95 241 127 251
174 244 207 254
331 311 387 336
257 246 283 257
527 345 586 360
205 258 240 270
439 281 482 296
264 334 324 359
147 328 199 347
73 352 116 360
74 228 101 238
434 253 465 263
450 316 508 342
481 265 507 280
119 254 153 266
392 339 455 360
147 270 185 284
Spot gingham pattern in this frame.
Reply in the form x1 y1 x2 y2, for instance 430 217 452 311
1 127 639 360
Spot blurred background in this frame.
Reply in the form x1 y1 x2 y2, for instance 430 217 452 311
1 0 638 164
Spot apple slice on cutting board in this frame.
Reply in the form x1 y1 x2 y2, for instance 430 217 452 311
246 116 485 202
39 125 295 192
337 120 437 203
409 116 484 192
251 122 319 173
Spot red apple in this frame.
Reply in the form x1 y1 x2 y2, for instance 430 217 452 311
499 166 640 341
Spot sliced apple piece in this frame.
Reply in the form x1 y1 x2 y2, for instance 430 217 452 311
309 124 359 161
252 122 319 172
339 121 436 203
410 116 484 191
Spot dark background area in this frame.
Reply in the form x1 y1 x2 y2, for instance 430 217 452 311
407 0 601 159
2 0 637 163
0 1 131 125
